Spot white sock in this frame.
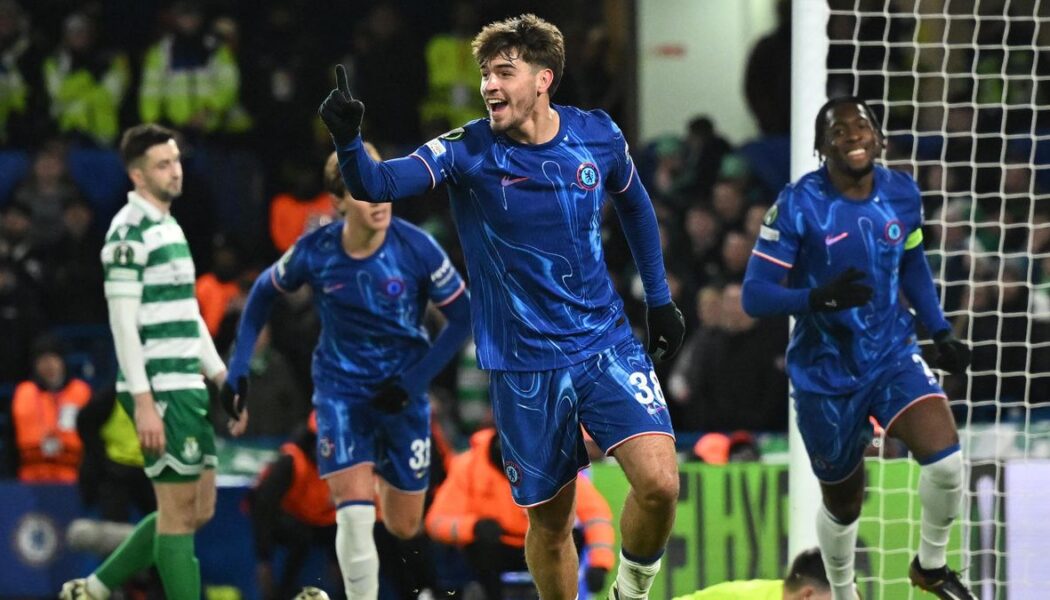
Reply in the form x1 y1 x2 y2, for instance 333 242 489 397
84 574 110 599
335 504 379 600
614 552 661 599
918 450 963 570
816 504 859 600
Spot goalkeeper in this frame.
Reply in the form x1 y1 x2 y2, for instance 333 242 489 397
741 97 974 600
223 146 471 599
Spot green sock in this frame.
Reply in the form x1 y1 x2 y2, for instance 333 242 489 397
94 512 157 589
154 533 200 600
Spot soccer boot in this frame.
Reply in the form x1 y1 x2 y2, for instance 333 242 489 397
908 556 977 600
58 579 98 600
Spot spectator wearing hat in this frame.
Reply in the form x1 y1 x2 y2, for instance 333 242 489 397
12 335 91 482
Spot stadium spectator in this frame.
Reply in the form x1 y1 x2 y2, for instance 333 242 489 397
347 3 426 154
267 162 335 253
0 257 43 382
12 141 83 248
12 335 91 482
195 237 243 337
668 285 722 430
744 0 791 136
139 1 250 137
678 116 733 198
43 12 130 147
679 283 788 432
0 198 45 288
0 0 46 148
425 428 614 600
420 1 486 133
42 196 107 324
672 546 831 600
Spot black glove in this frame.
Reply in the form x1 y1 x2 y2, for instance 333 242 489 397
473 518 503 546
220 376 249 420
808 267 873 312
371 377 410 413
585 566 609 594
933 329 970 374
646 302 685 364
318 64 365 146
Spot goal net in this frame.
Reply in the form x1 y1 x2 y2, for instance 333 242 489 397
804 1 1050 598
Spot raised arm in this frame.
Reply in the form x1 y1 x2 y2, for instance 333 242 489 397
318 64 433 201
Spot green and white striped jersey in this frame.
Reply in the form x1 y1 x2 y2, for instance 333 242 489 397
101 192 205 394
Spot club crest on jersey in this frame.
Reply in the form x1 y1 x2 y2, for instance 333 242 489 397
504 461 522 486
382 277 406 298
576 163 600 190
884 219 904 243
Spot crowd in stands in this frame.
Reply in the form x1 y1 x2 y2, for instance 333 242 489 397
3 0 1049 596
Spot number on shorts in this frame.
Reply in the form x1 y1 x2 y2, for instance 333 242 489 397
628 370 666 405
408 438 430 470
912 353 937 385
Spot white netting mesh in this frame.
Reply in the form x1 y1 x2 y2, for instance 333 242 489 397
826 1 1050 598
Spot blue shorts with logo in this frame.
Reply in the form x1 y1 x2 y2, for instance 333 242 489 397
312 388 431 492
795 352 946 483
490 336 675 507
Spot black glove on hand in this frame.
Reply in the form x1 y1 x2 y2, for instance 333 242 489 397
933 329 971 374
371 378 410 413
318 64 365 146
220 376 249 420
646 302 685 364
584 566 609 594
808 267 874 312
473 518 503 546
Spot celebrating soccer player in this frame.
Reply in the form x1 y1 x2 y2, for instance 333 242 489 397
319 13 685 600
741 97 975 600
221 145 471 599
62 124 228 600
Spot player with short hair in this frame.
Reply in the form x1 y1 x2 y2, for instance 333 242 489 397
319 13 685 600
672 546 831 600
741 97 974 600
62 123 228 600
221 144 471 599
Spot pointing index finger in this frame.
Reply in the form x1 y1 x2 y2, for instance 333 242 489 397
335 64 352 99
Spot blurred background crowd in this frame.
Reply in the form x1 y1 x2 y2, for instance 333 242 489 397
2 0 1049 499
4 0 1050 597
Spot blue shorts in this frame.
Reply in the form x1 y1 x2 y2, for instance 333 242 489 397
312 389 431 492
795 352 946 483
490 336 675 506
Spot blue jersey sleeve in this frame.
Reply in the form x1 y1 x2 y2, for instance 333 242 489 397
603 112 637 194
751 187 804 270
416 232 466 306
271 240 310 292
335 137 434 201
410 128 465 191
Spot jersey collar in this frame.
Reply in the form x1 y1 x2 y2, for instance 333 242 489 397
127 191 167 221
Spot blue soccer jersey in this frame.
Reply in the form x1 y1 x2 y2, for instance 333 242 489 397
407 105 663 370
273 217 465 396
751 164 927 395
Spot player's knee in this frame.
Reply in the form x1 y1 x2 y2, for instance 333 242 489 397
826 497 863 524
384 512 422 540
923 449 963 489
634 469 679 514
